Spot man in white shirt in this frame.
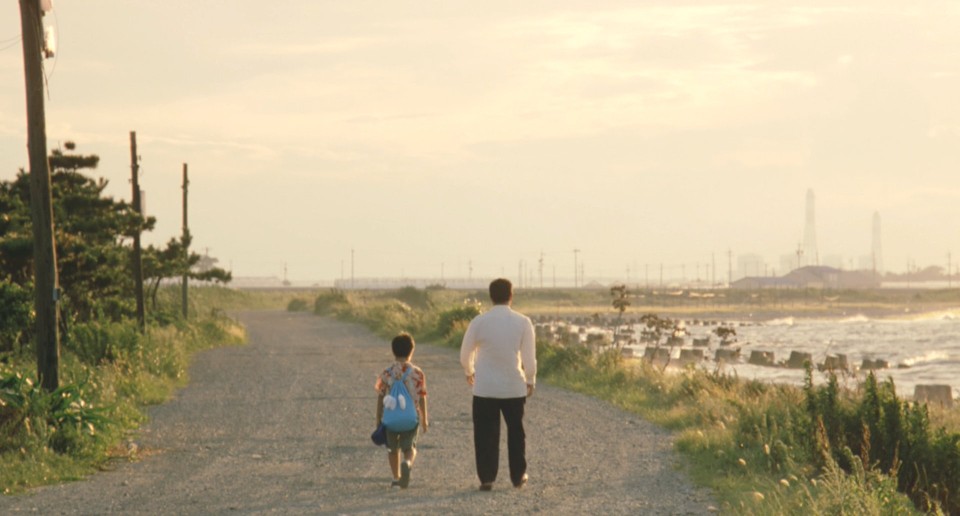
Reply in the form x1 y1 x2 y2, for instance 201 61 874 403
460 278 537 491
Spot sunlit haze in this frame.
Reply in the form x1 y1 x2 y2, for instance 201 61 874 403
2 1 959 284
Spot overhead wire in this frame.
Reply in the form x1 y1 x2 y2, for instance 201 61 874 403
0 35 21 52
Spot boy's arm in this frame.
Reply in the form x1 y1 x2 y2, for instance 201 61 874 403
419 396 429 433
376 392 384 426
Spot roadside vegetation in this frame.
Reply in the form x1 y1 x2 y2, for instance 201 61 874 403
311 286 960 514
0 146 245 493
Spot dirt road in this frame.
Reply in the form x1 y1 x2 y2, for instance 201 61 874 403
0 311 714 515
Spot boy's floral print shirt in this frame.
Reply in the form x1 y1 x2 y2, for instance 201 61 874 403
375 362 427 402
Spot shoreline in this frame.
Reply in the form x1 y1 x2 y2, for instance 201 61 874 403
523 303 960 324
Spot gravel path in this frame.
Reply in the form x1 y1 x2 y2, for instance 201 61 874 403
0 311 715 515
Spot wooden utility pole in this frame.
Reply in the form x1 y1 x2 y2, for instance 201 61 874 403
130 132 146 332
181 164 189 319
19 0 60 391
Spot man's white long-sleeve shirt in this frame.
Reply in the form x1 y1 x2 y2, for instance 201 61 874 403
460 304 537 399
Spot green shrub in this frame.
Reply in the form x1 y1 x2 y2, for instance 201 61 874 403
64 320 141 365
0 280 32 353
0 371 108 455
436 304 481 338
314 289 349 315
803 370 960 513
394 286 432 310
286 298 309 312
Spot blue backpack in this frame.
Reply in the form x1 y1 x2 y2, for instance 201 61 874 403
381 368 419 432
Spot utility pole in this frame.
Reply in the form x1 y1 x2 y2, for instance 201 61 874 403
130 132 146 333
573 249 580 288
350 248 355 289
181 164 189 319
727 249 733 287
538 251 544 288
19 0 59 391
949 252 953 289
712 252 716 287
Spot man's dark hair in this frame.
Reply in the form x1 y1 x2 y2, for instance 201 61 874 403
392 332 415 358
489 278 513 304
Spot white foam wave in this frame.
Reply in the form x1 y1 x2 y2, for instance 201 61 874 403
902 350 949 367
766 317 795 326
885 310 960 323
838 314 870 324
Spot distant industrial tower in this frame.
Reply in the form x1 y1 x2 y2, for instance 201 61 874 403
802 189 819 266
872 211 883 274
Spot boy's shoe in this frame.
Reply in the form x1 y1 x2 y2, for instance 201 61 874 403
390 480 401 488
399 460 411 488
479 483 493 492
514 474 528 489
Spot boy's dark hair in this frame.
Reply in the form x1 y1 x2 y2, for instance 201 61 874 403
391 333 415 358
489 278 513 304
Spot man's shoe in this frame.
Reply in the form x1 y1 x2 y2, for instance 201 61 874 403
399 460 411 488
514 474 528 488
479 483 493 491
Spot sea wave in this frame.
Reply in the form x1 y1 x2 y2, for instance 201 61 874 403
884 310 960 323
838 314 870 324
765 317 795 326
902 350 949 367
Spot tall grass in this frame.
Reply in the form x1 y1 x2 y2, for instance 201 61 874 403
0 287 246 493
311 287 960 514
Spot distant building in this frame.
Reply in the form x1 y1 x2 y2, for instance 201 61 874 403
731 266 880 290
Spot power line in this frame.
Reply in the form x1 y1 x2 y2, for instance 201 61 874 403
0 36 22 52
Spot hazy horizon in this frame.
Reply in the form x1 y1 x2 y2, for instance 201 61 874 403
3 2 959 282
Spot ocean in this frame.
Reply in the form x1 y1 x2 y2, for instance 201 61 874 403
588 311 960 399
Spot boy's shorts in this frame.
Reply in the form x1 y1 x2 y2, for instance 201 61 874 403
386 426 419 453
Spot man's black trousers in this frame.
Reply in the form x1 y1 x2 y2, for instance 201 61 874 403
472 395 526 486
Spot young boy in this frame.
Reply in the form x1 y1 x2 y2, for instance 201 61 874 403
375 332 429 488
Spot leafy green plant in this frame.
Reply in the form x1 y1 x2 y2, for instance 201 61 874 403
286 298 310 312
0 280 32 353
314 289 350 315
435 303 481 338
0 371 108 454
63 320 141 365
394 286 432 310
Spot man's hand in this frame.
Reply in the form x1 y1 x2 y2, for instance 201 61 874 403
421 420 429 434
466 374 475 386
526 384 535 398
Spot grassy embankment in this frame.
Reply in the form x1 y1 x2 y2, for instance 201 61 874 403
0 286 302 494
304 287 960 515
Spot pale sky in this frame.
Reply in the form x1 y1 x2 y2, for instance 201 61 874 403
2 1 959 283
